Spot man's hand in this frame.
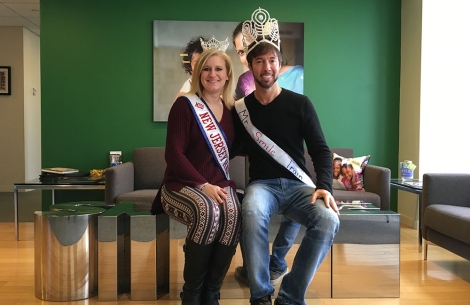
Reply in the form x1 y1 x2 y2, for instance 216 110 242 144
311 189 340 215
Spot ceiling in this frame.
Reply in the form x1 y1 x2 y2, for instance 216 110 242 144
0 0 40 36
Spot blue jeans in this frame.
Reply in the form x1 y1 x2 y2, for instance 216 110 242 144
241 178 340 305
270 216 301 273
241 216 300 274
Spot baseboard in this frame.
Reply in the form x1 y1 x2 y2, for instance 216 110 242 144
400 214 419 230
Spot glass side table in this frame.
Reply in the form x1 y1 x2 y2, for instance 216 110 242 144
333 208 400 298
13 178 105 241
390 178 422 252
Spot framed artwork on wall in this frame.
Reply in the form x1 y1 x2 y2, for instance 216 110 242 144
152 20 304 122
0 66 11 95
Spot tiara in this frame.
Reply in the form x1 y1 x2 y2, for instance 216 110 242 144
242 7 281 55
200 36 230 52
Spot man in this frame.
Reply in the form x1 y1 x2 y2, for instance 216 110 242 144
231 21 302 288
232 8 340 305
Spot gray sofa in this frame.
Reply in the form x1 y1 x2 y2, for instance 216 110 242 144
105 147 246 206
422 173 470 260
105 147 390 210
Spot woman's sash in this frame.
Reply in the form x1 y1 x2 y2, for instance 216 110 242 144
184 95 230 180
234 98 315 188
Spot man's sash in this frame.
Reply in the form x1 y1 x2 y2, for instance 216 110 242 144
184 95 230 180
234 98 315 188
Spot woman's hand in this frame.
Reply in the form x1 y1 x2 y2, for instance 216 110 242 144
202 184 228 204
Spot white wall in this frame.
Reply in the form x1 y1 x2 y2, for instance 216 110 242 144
23 28 41 181
420 0 470 174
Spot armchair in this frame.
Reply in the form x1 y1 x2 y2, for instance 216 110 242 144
105 147 165 205
422 173 470 260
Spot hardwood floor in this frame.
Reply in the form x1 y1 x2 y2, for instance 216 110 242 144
1 222 469 305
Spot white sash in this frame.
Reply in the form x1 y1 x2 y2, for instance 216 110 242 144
184 95 230 180
234 98 315 188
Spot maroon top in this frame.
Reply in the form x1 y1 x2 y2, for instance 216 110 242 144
151 96 235 214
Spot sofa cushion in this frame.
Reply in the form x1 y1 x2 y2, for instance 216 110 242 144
116 189 159 205
424 204 470 245
332 189 381 208
229 156 246 190
332 153 370 191
133 147 165 190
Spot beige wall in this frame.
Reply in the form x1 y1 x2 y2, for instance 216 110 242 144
399 0 470 228
399 0 422 228
0 27 41 192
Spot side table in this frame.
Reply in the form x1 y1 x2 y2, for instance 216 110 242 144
13 178 105 241
332 208 400 298
390 178 422 252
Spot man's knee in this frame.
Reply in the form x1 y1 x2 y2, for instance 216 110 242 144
309 201 340 233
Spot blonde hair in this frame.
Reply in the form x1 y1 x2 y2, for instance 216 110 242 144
187 49 235 109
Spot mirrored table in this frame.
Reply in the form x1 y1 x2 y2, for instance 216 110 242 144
13 177 105 241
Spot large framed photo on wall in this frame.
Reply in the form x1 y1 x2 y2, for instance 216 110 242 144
0 66 11 96
152 20 304 122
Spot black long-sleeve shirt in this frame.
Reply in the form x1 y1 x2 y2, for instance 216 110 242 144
232 89 333 193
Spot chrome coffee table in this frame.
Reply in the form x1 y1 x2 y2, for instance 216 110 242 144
13 178 105 241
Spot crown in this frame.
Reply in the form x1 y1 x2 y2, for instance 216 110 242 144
200 36 230 52
242 7 281 55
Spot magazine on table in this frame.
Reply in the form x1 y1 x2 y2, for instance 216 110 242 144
336 201 380 210
41 167 79 174
404 181 422 189
345 204 380 210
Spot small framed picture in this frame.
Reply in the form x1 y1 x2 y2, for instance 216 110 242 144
0 66 11 95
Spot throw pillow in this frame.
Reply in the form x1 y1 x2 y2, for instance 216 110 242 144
332 153 370 191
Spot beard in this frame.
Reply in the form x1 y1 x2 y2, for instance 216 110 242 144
254 74 279 89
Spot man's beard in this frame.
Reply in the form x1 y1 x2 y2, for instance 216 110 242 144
255 74 279 89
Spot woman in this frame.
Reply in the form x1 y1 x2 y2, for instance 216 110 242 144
341 164 352 190
151 48 240 305
348 164 363 191
332 157 345 190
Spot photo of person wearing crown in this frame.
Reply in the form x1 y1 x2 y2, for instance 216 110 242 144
152 19 304 122
176 36 204 99
153 20 242 122
231 7 339 305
